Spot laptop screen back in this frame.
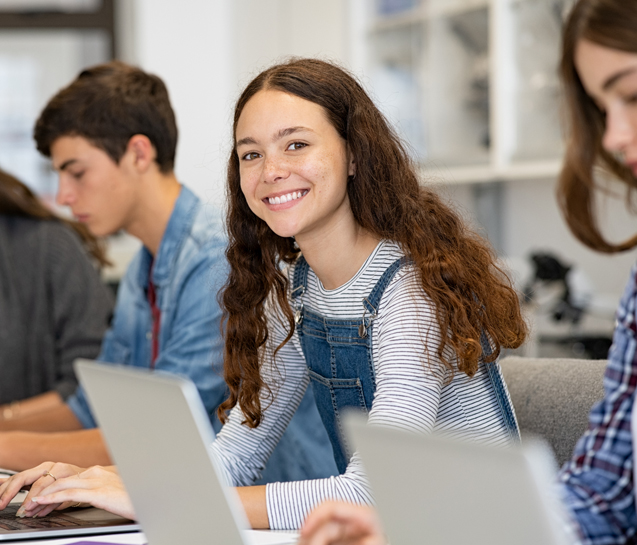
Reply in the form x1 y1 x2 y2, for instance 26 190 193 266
74 359 248 545
345 415 572 545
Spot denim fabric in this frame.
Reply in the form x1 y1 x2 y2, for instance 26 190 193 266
67 186 227 429
68 185 337 483
480 330 520 442
291 256 401 473
291 255 519 473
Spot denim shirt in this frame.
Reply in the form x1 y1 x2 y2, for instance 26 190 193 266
68 186 227 428
68 185 337 483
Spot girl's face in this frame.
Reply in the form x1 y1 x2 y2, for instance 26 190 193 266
576 39 637 175
235 89 356 244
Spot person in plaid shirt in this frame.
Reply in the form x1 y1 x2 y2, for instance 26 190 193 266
557 0 637 543
559 272 637 543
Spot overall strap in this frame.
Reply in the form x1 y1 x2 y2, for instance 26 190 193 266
291 255 310 301
358 257 410 339
480 331 520 441
362 257 411 316
291 256 310 325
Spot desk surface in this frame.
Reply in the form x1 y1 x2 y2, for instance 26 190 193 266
14 529 298 545
15 532 147 545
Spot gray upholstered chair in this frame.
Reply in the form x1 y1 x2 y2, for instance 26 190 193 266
499 356 607 467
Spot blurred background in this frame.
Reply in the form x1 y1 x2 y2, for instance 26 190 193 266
0 0 633 358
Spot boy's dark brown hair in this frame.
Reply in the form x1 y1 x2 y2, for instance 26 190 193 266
34 60 178 173
559 0 637 252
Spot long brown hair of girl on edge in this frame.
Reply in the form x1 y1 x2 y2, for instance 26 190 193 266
219 58 527 427
0 168 109 266
559 0 637 253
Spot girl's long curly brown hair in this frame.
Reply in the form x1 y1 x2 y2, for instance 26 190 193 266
219 58 527 427
0 168 109 266
559 0 637 252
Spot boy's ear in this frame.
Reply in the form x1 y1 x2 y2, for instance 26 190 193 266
125 134 156 173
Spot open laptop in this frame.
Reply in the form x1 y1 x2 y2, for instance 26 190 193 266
74 359 297 545
344 415 578 545
0 465 139 540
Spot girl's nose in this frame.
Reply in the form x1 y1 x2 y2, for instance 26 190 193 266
262 155 291 184
602 104 635 157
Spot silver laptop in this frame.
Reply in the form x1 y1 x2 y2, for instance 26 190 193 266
345 415 577 545
74 359 297 545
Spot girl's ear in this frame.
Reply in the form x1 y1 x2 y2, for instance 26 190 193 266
348 148 356 178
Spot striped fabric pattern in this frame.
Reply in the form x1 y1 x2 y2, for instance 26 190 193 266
212 240 511 529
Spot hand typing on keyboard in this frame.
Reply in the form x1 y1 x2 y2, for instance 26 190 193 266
0 462 134 521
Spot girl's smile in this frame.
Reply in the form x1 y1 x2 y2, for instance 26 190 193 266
263 188 310 208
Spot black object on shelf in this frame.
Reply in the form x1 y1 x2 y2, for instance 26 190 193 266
524 251 585 324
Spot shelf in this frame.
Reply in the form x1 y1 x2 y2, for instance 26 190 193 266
369 6 426 32
501 159 563 180
370 0 489 32
363 0 564 186
428 0 489 18
420 158 562 185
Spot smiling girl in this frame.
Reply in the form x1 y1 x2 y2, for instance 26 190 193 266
0 58 527 530
211 58 527 529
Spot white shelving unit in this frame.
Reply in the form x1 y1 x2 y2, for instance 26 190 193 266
352 0 625 359
357 0 568 185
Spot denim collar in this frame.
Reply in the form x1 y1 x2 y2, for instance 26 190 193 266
136 185 199 290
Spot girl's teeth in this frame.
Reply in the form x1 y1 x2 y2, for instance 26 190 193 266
269 191 306 205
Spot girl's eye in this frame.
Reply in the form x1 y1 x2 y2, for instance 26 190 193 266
71 171 85 180
287 142 307 151
625 93 637 105
241 152 261 161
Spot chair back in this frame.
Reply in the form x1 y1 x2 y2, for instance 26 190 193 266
499 356 606 466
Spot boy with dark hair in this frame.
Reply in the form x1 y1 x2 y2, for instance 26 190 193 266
0 61 337 484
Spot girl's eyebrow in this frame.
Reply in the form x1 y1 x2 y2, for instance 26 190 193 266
236 126 314 148
236 136 257 148
603 67 637 91
275 126 313 140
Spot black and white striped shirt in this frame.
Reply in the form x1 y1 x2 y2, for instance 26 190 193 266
211 240 512 529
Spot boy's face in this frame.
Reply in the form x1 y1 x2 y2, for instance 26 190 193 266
51 135 139 237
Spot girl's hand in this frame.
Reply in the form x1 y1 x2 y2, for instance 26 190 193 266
0 463 135 521
299 502 386 545
26 465 135 520
0 462 83 513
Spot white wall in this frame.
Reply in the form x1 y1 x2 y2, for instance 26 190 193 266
124 0 236 205
233 0 349 83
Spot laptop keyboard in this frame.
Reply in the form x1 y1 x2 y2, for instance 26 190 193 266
0 503 93 531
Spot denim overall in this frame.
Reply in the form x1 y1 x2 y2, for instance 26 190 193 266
291 255 520 474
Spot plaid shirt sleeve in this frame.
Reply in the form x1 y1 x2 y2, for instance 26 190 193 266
558 264 637 545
